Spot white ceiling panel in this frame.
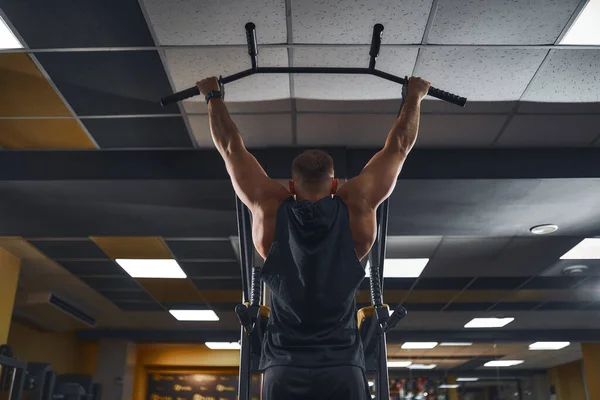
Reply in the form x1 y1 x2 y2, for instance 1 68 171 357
297 113 395 146
142 0 287 45
497 115 600 147
523 50 600 103
414 48 548 101
428 0 581 44
184 99 293 114
189 114 293 148
165 48 290 102
293 47 418 100
416 115 507 148
291 0 433 44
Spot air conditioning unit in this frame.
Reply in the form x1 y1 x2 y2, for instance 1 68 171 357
24 292 96 328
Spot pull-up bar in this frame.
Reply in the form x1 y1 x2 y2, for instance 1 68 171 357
160 23 468 107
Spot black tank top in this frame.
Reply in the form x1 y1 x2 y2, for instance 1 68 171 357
259 196 366 370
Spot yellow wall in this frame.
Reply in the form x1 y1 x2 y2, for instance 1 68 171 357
133 344 239 400
0 247 21 343
582 343 600 400
548 360 586 400
7 320 98 375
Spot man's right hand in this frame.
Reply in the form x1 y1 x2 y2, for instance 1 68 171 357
196 77 220 96
407 76 431 102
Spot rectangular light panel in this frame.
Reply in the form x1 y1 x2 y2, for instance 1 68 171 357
560 238 600 259
169 309 219 321
408 364 437 370
205 342 240 350
388 361 413 368
560 0 600 45
401 342 438 349
366 258 430 278
115 258 187 278
440 342 473 346
439 384 460 389
464 317 514 329
484 360 524 367
529 342 570 351
0 14 22 50
457 378 479 382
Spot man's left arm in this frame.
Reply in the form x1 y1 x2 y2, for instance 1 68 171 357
198 78 289 210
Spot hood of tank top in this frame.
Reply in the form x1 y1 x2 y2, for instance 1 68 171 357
290 196 338 240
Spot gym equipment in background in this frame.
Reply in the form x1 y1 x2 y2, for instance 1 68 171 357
160 23 467 108
0 345 27 400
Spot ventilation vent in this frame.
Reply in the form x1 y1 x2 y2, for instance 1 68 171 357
47 293 96 327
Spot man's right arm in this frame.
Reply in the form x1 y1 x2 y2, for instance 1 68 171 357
338 77 430 209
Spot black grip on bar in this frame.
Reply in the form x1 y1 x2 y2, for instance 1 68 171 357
245 22 258 56
235 304 252 329
369 255 383 307
428 86 467 107
160 86 199 107
386 305 407 331
250 266 262 306
369 24 384 58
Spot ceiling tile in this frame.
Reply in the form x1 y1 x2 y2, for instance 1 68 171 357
81 277 141 291
291 0 433 44
518 102 600 114
59 260 126 277
189 114 292 148
383 236 442 258
114 302 165 311
414 277 472 290
416 115 507 148
414 48 548 101
179 262 241 279
434 237 511 258
523 50 600 103
468 277 529 290
28 239 107 260
165 240 237 260
141 0 287 45
184 99 292 114
522 276 587 290
489 302 539 311
380 278 417 290
91 236 173 259
1 0 154 48
428 0 580 44
165 47 290 102
297 113 395 146
400 303 446 311
0 119 96 150
36 51 179 115
83 117 193 149
444 302 496 311
191 278 242 290
100 290 155 302
293 47 418 100
496 115 600 147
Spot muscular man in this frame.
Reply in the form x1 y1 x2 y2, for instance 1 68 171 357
197 76 431 400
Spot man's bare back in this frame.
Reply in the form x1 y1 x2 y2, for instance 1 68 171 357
196 76 431 261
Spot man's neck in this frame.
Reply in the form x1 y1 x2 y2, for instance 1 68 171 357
295 193 332 203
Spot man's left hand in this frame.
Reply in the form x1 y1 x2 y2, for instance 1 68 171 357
196 77 220 96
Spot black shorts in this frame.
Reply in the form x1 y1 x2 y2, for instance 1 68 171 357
262 365 369 400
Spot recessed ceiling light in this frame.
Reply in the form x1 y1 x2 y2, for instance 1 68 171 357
484 360 524 367
439 384 460 389
366 258 430 278
440 342 473 346
464 317 514 329
205 342 240 350
0 14 22 50
560 0 600 45
529 342 570 351
368 381 374 387
401 342 438 349
169 309 219 321
530 224 558 235
408 364 437 370
115 259 187 278
388 361 413 368
457 378 479 382
562 265 588 275
560 238 600 260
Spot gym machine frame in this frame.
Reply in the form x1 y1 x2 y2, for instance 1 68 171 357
160 22 468 400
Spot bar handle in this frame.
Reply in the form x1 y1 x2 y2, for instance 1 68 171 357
160 86 199 107
428 86 467 107
369 23 384 58
245 22 258 56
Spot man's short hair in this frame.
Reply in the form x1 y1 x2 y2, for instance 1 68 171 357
291 150 334 184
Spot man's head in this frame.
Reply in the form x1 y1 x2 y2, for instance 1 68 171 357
290 150 337 200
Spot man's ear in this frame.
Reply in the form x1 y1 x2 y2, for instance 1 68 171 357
331 178 339 194
289 179 296 195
